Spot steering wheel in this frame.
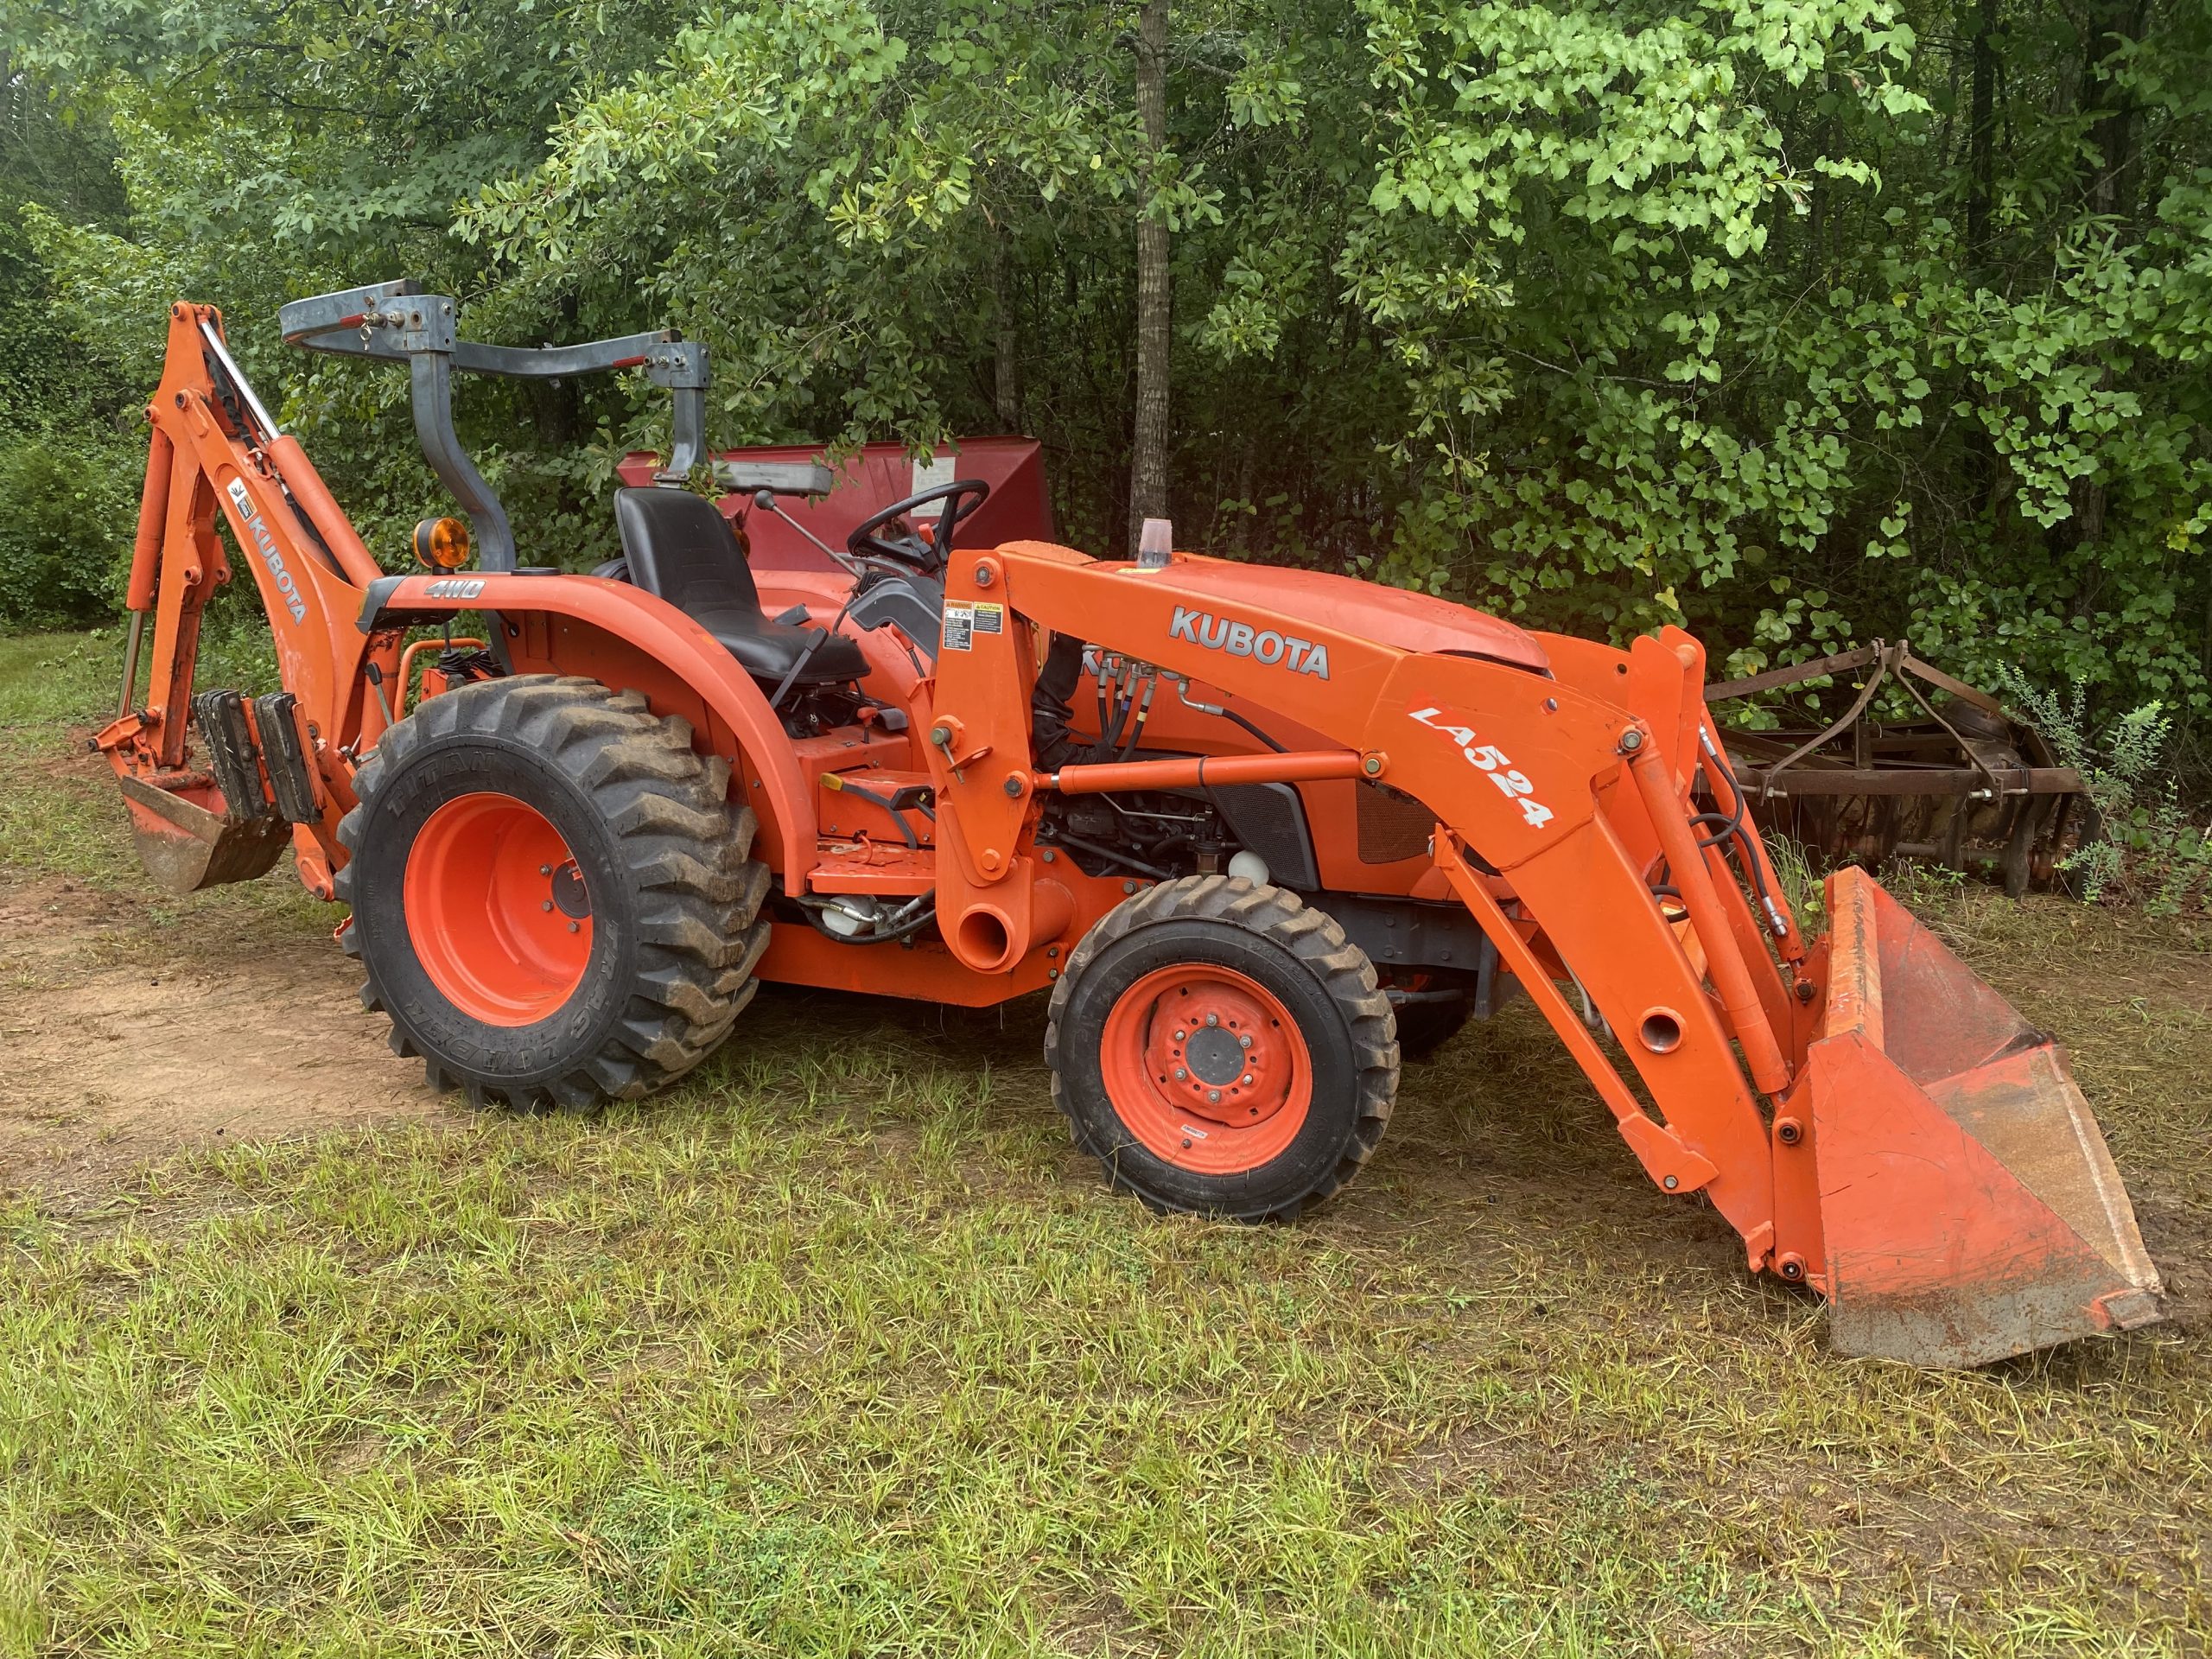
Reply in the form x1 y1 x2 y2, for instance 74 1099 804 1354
846 478 990 575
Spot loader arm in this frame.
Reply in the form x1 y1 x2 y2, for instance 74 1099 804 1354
918 540 2164 1365
922 543 1782 1248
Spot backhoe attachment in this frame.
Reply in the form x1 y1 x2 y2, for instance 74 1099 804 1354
111 768 292 893
100 286 721 898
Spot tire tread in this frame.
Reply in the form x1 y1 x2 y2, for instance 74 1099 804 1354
335 674 768 1112
1043 875 1397 1221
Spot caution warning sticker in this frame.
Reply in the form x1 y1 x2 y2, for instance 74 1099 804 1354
942 603 975 652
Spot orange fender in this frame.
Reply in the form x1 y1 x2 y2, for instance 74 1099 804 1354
364 571 816 890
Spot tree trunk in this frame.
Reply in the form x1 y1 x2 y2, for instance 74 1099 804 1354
1961 0 2001 531
2083 0 2147 221
2067 1 2148 567
1128 0 1171 553
990 221 1021 431
1966 0 1997 276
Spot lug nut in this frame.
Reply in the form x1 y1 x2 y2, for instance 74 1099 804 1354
1207 1090 1222 1104
1174 1067 1188 1081
1241 1073 1254 1086
1205 1013 1219 1027
1173 1029 1187 1041
540 864 552 876
568 921 580 934
542 900 554 912
1238 1033 1253 1050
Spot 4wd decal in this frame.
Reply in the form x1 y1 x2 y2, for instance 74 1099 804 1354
1409 704 1555 830
424 577 486 600
1167 605 1330 679
225 477 307 624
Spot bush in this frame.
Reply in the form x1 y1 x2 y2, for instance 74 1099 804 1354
1995 668 2212 915
0 429 139 630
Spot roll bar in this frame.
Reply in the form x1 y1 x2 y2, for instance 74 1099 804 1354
278 280 830 571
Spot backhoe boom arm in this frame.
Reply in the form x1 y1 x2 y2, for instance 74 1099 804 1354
98 302 391 896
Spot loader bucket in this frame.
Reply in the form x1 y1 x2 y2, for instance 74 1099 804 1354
116 772 291 893
1807 868 2164 1365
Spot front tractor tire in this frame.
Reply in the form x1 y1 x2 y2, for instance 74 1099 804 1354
1046 876 1399 1221
335 676 770 1110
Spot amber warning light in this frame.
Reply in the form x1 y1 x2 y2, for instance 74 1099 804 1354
412 516 471 571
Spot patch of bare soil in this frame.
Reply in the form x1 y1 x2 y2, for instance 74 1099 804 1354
0 880 448 1197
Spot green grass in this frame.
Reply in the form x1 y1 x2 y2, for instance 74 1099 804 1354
2 630 2207 1656
0 629 132 885
0 627 336 933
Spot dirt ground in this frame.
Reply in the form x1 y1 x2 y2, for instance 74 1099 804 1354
0 875 448 1195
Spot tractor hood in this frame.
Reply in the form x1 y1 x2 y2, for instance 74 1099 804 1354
1137 557 1551 674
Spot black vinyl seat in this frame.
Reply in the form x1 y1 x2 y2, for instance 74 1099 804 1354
612 486 867 689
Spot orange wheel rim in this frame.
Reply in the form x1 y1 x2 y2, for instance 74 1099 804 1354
402 791 593 1027
1099 963 1313 1174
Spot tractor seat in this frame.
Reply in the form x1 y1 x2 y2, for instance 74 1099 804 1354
612 487 867 689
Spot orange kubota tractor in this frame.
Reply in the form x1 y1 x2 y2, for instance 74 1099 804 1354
99 283 2164 1367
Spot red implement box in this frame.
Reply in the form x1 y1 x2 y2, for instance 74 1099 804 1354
618 437 1054 573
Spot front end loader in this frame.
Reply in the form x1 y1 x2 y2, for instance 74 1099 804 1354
97 283 2164 1367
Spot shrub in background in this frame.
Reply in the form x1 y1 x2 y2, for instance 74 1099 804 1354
1996 667 2212 915
0 429 139 630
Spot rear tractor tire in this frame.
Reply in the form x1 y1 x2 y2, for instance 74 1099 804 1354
334 675 770 1110
1046 876 1398 1221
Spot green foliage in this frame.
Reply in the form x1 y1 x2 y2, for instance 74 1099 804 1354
1 0 2209 754
0 429 140 628
1995 665 2212 912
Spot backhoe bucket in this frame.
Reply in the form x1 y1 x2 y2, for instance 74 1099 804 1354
116 772 291 894
1807 868 2164 1364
